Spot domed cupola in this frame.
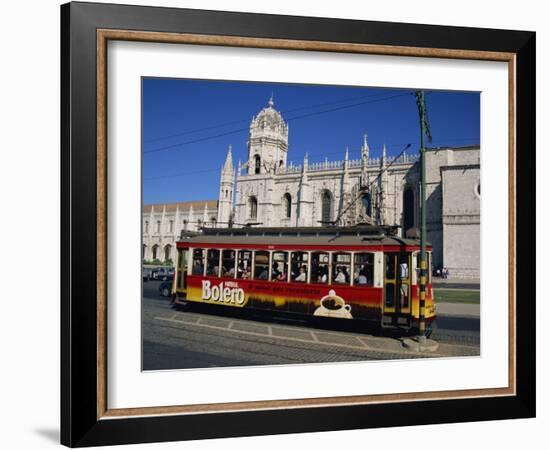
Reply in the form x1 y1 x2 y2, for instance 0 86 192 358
247 95 289 175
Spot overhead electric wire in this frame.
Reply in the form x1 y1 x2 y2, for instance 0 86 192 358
143 88 406 144
143 91 414 155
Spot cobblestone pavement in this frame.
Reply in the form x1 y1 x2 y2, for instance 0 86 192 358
142 282 480 370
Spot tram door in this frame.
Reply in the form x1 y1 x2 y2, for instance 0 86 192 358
176 248 188 293
383 253 411 317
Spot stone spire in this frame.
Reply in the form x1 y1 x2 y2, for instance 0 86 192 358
297 152 313 226
378 144 388 225
217 144 236 227
222 145 234 174
302 152 309 177
268 93 274 107
361 134 370 188
344 146 349 170
361 134 370 161
340 147 351 226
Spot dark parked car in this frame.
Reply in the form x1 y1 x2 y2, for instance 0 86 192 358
159 280 173 297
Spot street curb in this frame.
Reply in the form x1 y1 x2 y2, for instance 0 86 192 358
401 337 440 352
436 313 480 319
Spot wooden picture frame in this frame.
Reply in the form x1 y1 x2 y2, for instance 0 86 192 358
61 1 535 447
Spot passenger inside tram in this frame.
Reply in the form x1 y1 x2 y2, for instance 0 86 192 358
294 265 307 282
271 262 281 279
355 267 369 284
317 266 328 283
334 266 345 283
192 259 203 275
334 266 349 284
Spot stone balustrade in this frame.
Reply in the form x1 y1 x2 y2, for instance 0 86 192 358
277 153 418 174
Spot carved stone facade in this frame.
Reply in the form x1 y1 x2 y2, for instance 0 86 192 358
224 99 480 278
142 200 218 263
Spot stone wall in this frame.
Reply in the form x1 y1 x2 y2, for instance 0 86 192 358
440 161 480 277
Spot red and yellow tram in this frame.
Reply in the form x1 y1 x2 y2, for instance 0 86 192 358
172 226 436 330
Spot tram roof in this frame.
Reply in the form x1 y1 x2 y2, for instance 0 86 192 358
177 225 428 247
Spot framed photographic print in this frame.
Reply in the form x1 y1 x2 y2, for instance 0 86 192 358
61 1 535 447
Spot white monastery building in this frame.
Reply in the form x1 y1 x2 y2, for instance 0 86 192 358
143 98 480 278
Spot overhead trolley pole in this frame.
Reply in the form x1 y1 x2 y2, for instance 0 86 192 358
414 90 432 344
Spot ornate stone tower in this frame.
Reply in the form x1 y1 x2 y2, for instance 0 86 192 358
217 145 235 226
247 96 289 175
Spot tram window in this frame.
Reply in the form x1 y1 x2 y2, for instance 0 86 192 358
332 253 351 284
272 252 289 281
354 253 374 286
311 252 329 284
191 249 205 275
385 254 396 280
221 250 236 278
254 251 270 280
237 251 252 279
290 252 308 282
206 249 220 276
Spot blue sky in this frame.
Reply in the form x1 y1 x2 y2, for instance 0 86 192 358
142 78 479 204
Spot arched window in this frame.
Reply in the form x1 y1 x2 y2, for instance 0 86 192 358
403 187 415 232
361 193 372 217
283 193 292 219
164 244 172 262
321 190 332 224
249 196 258 219
254 155 261 174
155 221 161 233
142 244 147 260
144 221 149 233
211 217 217 227
152 244 159 260
168 220 174 233
183 219 188 231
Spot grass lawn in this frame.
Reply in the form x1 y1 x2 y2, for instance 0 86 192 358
433 288 480 304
